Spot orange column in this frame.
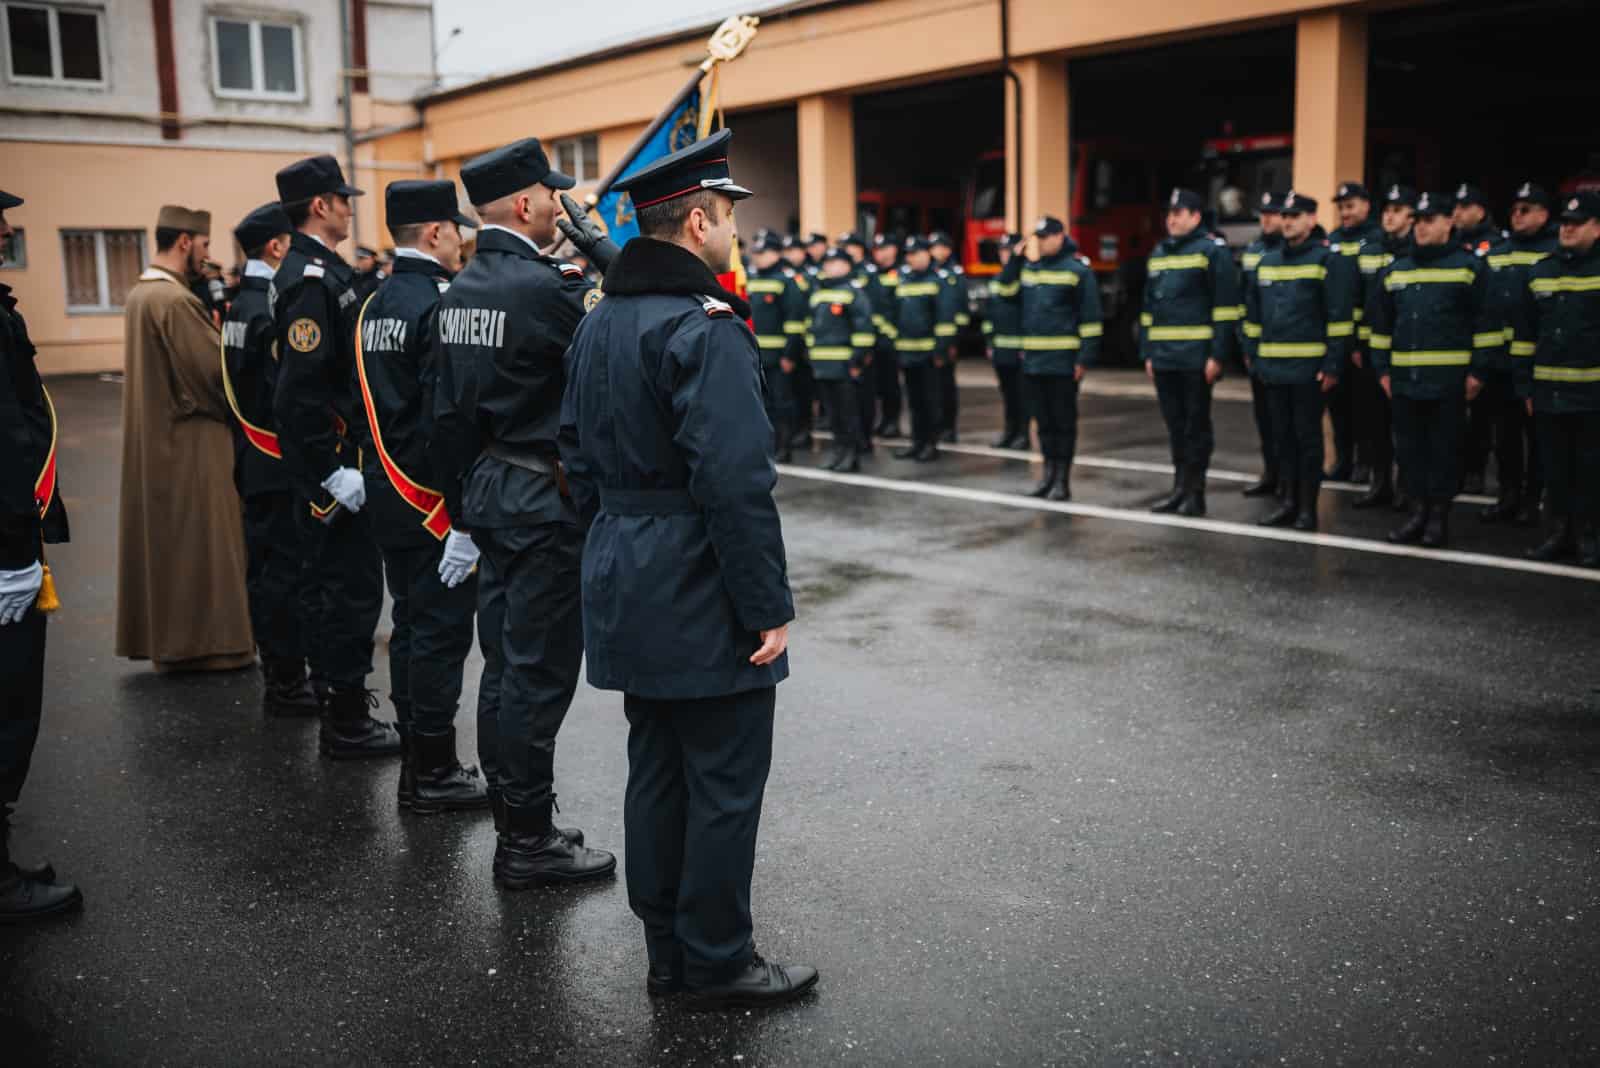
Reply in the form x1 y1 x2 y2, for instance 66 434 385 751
1292 11 1368 232
1006 56 1069 232
796 94 856 238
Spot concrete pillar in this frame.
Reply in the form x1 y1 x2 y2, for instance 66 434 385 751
1006 56 1069 231
1292 11 1368 232
796 94 855 237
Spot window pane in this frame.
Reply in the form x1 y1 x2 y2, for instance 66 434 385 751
556 141 576 177
1 228 26 269
7 6 52 78
104 231 145 307
260 23 296 94
580 136 599 182
61 231 101 307
215 19 253 90
57 10 101 81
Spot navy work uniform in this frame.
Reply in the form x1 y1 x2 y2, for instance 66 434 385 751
781 234 819 445
221 202 318 718
1481 182 1559 524
561 130 816 1008
891 236 961 461
1242 192 1358 531
0 186 83 921
1513 191 1600 566
983 233 1028 450
433 138 612 885
866 233 904 436
840 234 880 451
806 246 876 471
1453 182 1501 492
1239 191 1286 496
1020 216 1102 501
269 155 398 758
745 233 809 461
1366 191 1500 549
930 232 968 441
1141 187 1240 517
354 180 488 813
1327 181 1387 483
1353 184 1418 509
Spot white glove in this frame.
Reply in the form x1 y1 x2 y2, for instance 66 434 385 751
438 529 480 589
0 561 43 625
321 466 366 512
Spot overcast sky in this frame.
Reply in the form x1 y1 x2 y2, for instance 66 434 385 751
431 0 776 87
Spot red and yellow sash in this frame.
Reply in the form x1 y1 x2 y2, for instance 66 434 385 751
354 294 451 540
33 384 57 517
219 326 283 459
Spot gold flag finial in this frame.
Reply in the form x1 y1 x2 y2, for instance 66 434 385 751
706 15 759 66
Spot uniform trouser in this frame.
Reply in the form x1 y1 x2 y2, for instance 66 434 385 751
382 541 477 739
0 609 46 862
762 358 794 450
856 369 876 449
819 378 863 454
1464 387 1495 480
1025 373 1079 463
904 363 943 447
1537 410 1600 521
242 491 305 663
1391 392 1465 503
1268 381 1325 503
294 502 383 690
623 685 775 986
1324 365 1355 468
1352 356 1394 481
938 356 960 433
1486 372 1540 497
1249 374 1277 477
994 362 1025 437
1153 369 1214 473
875 343 902 426
792 358 816 433
473 521 583 809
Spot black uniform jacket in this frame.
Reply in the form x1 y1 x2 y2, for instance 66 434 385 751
221 274 290 497
1 283 68 569
560 237 794 700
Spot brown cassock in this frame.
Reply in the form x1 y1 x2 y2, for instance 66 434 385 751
115 265 254 669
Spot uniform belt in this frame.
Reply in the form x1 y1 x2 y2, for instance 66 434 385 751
600 488 698 516
484 442 570 497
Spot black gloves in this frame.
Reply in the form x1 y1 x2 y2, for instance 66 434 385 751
556 193 620 274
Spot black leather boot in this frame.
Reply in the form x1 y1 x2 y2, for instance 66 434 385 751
1046 463 1071 502
1028 461 1058 498
488 788 583 846
1241 472 1278 498
1526 517 1575 562
913 442 941 462
892 441 921 459
685 952 820 1010
0 865 82 925
396 724 416 807
318 687 402 760
1388 502 1430 545
494 800 615 889
408 729 489 814
262 657 320 718
773 420 793 464
1352 475 1393 510
1005 429 1032 450
837 449 862 473
1150 471 1186 514
1420 501 1451 548
1293 499 1319 531
1260 484 1298 527
1579 523 1600 568
1178 466 1207 517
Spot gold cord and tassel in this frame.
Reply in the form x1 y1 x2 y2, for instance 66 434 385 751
36 542 60 614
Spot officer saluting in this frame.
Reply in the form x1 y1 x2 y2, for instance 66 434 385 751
270 155 399 758
354 180 488 814
560 129 817 1009
432 138 617 887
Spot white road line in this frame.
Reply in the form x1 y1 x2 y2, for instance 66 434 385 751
812 431 1498 505
777 464 1600 583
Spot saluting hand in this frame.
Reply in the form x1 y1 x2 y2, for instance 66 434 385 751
750 624 789 666
555 193 621 272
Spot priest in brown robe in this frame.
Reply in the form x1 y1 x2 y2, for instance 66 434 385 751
115 206 254 671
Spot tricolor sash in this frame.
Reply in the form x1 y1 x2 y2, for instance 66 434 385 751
219 329 283 459
34 385 57 518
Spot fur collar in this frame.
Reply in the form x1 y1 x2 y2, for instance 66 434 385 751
603 237 750 318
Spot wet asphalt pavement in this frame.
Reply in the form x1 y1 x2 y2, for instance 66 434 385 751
3 372 1597 1066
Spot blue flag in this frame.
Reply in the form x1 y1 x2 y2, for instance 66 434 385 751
595 90 701 246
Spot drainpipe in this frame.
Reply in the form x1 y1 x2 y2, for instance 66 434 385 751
1000 0 1022 231
339 0 361 249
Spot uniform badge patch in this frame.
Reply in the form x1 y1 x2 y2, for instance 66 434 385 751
287 317 322 352
583 289 604 312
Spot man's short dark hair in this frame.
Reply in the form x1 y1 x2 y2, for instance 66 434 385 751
284 198 314 228
637 190 722 240
388 221 427 246
155 227 190 252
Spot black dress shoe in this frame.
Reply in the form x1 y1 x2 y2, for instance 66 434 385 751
914 443 941 462
1352 482 1393 510
319 689 402 760
1177 490 1206 517
1259 502 1298 527
876 421 903 439
1526 521 1575 562
892 444 921 460
494 802 615 889
1421 504 1450 549
1005 432 1032 451
1292 508 1318 532
1046 471 1071 502
1027 462 1058 498
0 868 83 925
685 953 819 1010
1241 475 1278 498
820 448 844 472
837 453 861 473
1149 485 1186 514
647 965 683 996
940 428 958 444
1388 504 1429 545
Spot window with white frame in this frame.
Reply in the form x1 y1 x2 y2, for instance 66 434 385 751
4 2 105 85
0 227 26 269
211 13 302 100
553 135 600 184
61 229 144 313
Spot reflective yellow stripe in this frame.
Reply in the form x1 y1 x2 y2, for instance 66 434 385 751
1530 275 1600 294
1502 325 1515 342
1326 321 1354 338
782 321 806 334
981 320 993 334
1534 365 1600 382
1391 350 1470 367
1258 264 1328 282
1242 322 1262 338
1352 307 1364 321
992 335 1025 347
933 324 957 337
1021 336 1082 351
1509 341 1536 357
1211 306 1243 322
896 282 939 297
1078 322 1103 338
1139 312 1154 327
1489 250 1551 269
1385 268 1475 288
990 282 1020 297
1258 341 1326 358
811 346 853 360
1147 325 1213 341
955 313 971 325
746 279 786 294
1147 254 1209 273
1020 269 1080 286
756 336 787 350
1368 334 1392 350
1241 253 1262 270
810 288 855 304
1358 254 1386 273
1337 242 1362 255
1472 332 1503 349
895 338 937 352
849 333 876 346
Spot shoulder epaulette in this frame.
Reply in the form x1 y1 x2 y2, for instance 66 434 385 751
700 295 735 318
304 263 325 279
558 262 585 278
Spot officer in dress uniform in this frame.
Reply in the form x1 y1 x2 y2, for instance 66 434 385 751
867 232 904 437
0 189 83 923
891 236 959 462
806 246 876 471
1453 182 1500 495
1481 182 1559 526
1513 191 1600 566
1020 216 1102 501
746 232 808 461
354 180 488 814
559 128 817 1009
270 155 400 758
1353 184 1418 511
1329 181 1387 488
1366 191 1499 549
221 202 318 718
983 232 1028 450
1141 188 1239 517
1242 191 1358 531
929 231 968 442
1239 191 1285 497
432 137 617 886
